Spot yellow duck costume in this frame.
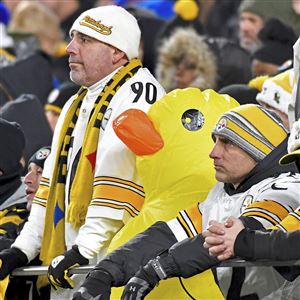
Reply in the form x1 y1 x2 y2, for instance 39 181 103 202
109 88 239 299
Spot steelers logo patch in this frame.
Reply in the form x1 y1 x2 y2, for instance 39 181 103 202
215 118 227 132
181 109 204 131
36 148 51 160
241 195 254 212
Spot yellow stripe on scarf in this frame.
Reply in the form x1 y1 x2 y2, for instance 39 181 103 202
37 59 142 290
0 276 9 300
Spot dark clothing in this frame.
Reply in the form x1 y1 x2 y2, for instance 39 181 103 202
0 202 28 251
204 0 241 40
204 37 252 90
0 94 53 168
0 51 53 107
236 226 300 282
235 228 300 261
96 222 177 286
0 168 23 205
60 1 95 41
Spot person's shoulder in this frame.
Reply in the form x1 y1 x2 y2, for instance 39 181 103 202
255 172 300 198
113 67 165 104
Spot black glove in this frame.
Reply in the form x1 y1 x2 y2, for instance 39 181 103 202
121 258 163 300
48 245 89 290
0 247 28 280
72 269 112 300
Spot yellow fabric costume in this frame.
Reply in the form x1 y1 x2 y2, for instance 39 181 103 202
0 276 9 300
109 88 239 299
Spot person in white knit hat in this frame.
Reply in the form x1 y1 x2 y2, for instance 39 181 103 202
0 5 165 299
256 69 294 130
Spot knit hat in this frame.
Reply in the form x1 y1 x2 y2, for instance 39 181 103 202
239 0 271 19
70 5 141 60
0 118 25 174
28 146 51 169
212 104 288 161
45 82 79 114
256 69 293 115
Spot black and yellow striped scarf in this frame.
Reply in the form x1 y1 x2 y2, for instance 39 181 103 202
38 59 142 287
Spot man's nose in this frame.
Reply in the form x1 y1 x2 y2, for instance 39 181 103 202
24 171 34 185
209 141 222 159
66 39 78 55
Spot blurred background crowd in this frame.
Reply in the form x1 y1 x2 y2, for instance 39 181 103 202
1 0 300 169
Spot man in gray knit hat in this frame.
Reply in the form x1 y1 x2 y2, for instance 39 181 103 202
72 104 300 300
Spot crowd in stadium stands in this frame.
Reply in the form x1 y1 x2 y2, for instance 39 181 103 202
0 0 299 299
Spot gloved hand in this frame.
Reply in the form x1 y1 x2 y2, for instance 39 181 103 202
72 269 112 300
48 245 89 290
121 258 163 300
288 118 300 153
0 247 28 280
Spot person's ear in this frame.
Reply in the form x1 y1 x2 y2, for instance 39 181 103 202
112 48 127 64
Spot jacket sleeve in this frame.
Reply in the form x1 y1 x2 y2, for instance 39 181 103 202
234 228 300 281
91 221 177 286
155 234 219 279
238 206 300 260
234 228 300 261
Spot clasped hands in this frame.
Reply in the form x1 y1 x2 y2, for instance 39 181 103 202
203 217 245 261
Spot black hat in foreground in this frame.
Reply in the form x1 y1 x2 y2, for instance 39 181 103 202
0 118 25 174
45 82 79 114
28 146 51 169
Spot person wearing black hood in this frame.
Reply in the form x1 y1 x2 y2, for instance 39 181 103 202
0 145 51 300
0 119 28 300
251 18 297 77
0 145 50 251
72 104 300 300
0 118 26 234
0 118 27 251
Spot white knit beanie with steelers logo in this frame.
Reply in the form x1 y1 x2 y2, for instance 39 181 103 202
70 5 141 60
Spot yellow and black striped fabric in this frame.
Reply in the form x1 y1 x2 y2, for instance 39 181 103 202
32 176 50 208
0 203 28 249
175 204 203 238
241 199 292 226
272 206 300 232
